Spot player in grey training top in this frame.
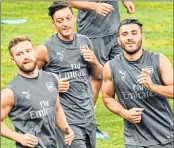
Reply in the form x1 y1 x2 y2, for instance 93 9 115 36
36 2 102 148
102 19 174 148
70 1 135 137
70 0 135 105
1 36 75 148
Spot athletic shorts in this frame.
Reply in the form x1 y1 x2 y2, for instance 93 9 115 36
125 141 174 148
89 33 122 66
56 120 96 148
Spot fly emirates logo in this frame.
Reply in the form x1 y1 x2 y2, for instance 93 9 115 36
30 100 54 119
59 63 86 79
122 84 157 100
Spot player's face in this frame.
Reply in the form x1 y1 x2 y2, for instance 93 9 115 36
52 7 74 40
11 41 37 73
118 24 144 55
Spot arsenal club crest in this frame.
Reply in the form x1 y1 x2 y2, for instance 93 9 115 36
46 82 54 92
145 66 154 76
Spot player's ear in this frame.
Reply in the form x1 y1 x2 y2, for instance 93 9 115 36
142 33 145 42
52 17 56 27
11 57 16 65
117 37 121 46
52 20 55 26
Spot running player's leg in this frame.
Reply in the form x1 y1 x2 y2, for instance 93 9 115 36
86 120 96 148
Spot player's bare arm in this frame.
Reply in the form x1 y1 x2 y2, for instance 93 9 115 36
35 44 48 69
122 1 135 14
102 63 144 124
1 88 38 147
69 1 114 16
56 95 75 145
138 55 174 99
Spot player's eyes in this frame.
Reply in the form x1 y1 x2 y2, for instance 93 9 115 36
56 19 63 23
16 52 22 56
26 49 31 52
122 33 127 36
132 32 137 35
67 16 72 20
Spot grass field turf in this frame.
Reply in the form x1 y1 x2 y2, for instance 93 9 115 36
1 1 173 148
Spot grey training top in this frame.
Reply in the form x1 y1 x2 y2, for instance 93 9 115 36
77 1 120 38
43 33 95 124
8 71 59 148
109 50 174 146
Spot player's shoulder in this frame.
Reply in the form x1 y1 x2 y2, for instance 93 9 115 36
44 33 57 44
104 54 121 70
6 74 21 92
110 54 121 63
144 49 160 58
41 71 58 79
8 74 20 85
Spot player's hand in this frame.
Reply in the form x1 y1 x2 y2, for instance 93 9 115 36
94 3 114 16
137 68 154 91
122 1 135 14
81 44 97 64
123 108 144 124
18 133 38 147
59 78 70 93
64 127 75 145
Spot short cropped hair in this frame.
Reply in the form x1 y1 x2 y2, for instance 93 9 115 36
118 18 143 34
8 36 31 56
48 1 73 19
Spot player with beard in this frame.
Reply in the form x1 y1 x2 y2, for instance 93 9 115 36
102 19 174 148
1 36 75 148
36 1 102 148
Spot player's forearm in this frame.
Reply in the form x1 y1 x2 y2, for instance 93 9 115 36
56 106 70 132
103 97 127 118
90 62 103 79
151 84 174 99
1 122 21 143
69 1 97 11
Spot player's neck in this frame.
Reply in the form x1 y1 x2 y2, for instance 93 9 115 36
18 68 39 79
124 48 143 62
57 33 74 41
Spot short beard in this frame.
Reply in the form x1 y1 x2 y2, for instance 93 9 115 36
121 40 142 55
18 61 37 74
